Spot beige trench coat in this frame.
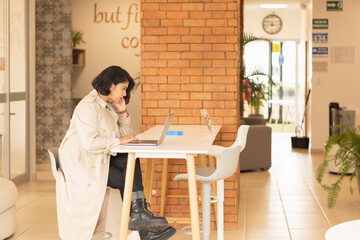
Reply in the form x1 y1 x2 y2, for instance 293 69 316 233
56 89 133 240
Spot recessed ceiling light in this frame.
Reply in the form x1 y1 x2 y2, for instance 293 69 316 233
260 4 288 9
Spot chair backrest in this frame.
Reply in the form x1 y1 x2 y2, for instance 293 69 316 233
48 147 60 180
207 125 250 182
231 125 250 150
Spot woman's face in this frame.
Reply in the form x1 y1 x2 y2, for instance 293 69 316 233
108 81 129 103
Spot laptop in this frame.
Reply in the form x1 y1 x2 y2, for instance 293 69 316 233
125 113 174 146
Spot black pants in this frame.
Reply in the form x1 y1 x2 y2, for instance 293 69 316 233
107 153 144 199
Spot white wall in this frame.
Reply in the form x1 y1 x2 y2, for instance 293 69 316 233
311 0 360 150
72 0 141 133
244 3 309 40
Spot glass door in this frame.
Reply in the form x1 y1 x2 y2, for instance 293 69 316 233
0 0 29 184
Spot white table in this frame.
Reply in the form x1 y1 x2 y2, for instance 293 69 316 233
325 220 360 240
112 125 221 240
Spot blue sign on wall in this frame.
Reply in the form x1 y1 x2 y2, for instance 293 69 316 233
312 47 328 58
312 33 328 44
279 54 284 65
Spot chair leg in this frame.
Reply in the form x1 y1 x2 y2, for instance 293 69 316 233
209 156 218 227
202 183 211 240
160 158 169 217
217 179 224 240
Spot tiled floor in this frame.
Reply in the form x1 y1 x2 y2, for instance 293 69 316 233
8 132 360 239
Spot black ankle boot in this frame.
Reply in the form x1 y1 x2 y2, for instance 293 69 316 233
128 198 168 231
139 226 176 240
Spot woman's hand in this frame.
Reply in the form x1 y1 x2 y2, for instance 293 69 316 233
119 135 138 145
113 98 128 118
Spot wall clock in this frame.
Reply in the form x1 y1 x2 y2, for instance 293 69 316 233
262 14 282 35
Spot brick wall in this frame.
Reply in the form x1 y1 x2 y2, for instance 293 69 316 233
140 0 240 229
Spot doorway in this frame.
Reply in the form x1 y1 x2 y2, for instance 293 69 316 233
0 0 30 184
244 39 306 132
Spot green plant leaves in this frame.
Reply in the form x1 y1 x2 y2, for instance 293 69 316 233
316 124 360 208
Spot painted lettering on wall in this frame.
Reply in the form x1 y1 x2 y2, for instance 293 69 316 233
93 3 140 56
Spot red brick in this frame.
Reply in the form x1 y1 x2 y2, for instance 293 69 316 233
189 11 211 19
143 11 166 19
190 44 212 51
142 92 167 100
178 117 201 124
205 3 227 10
142 68 159 75
145 60 167 67
181 100 202 108
159 36 181 44
181 52 203 59
168 60 190 68
189 27 211 35
159 52 181 60
180 84 203 92
145 76 168 83
204 36 226 43
183 19 206 27
190 60 211 68
168 76 190 84
168 27 190 35
212 59 236 67
212 44 236 51
143 100 158 108
158 68 181 76
142 19 160 27
212 75 236 83
189 76 212 83
181 68 203 76
182 3 204 11
144 28 167 36
161 19 183 27
204 51 225 59
144 44 167 52
142 3 160 11
203 84 225 92
204 68 225 75
159 84 181 92
203 101 225 108
213 11 235 19
142 52 159 60
190 92 212 100
168 44 190 51
213 92 235 100
167 11 189 19
142 84 159 92
212 27 234 35
148 108 170 116
159 3 181 11
181 36 203 43
167 92 189 100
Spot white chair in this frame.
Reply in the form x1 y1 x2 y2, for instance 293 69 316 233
173 125 250 240
48 148 114 240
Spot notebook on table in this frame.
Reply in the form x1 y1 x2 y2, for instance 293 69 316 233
125 113 174 146
200 109 216 134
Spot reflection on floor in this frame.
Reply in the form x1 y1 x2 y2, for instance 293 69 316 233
8 132 360 240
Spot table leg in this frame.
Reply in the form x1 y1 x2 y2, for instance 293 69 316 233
119 152 136 240
186 153 201 240
160 158 169 216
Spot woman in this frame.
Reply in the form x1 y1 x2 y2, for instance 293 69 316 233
56 66 175 240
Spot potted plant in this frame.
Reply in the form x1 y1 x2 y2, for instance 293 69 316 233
240 32 276 116
72 30 85 48
316 124 360 208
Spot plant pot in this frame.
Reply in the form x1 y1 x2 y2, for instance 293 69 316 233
356 167 360 195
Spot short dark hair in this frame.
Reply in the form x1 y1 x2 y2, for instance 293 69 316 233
92 65 135 104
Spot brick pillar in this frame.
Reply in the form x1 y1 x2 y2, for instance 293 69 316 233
141 0 240 229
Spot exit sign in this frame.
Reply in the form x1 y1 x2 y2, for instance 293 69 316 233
327 1 343 11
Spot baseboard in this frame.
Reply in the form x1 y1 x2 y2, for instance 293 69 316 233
36 164 54 181
311 148 324 154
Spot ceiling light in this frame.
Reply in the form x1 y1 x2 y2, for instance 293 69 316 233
260 4 288 9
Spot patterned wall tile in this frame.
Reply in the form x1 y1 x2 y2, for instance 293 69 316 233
36 0 72 164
